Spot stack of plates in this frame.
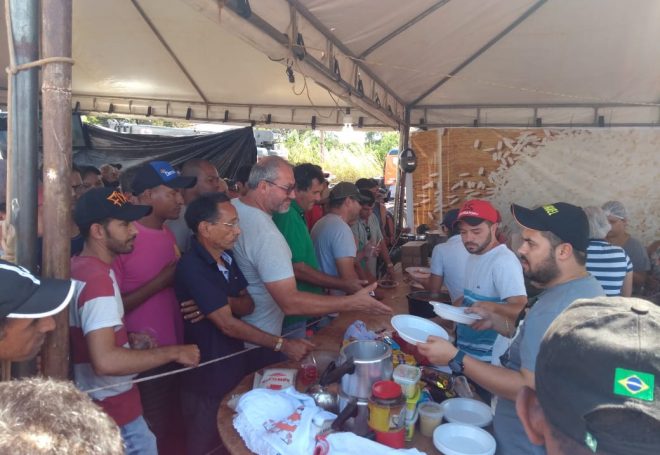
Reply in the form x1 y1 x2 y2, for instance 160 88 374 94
433 423 496 455
439 398 493 428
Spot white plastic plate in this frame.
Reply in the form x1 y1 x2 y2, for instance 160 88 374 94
391 314 449 346
433 422 496 455
439 398 493 428
431 302 483 325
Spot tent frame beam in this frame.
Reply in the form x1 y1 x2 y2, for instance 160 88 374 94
70 94 391 128
131 0 209 104
410 0 548 106
197 0 401 128
359 0 451 59
416 102 658 109
285 0 405 108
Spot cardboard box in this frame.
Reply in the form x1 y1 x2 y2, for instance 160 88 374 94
401 241 429 268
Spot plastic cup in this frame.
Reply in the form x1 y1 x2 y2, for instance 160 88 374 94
418 401 444 437
393 364 421 399
299 355 318 386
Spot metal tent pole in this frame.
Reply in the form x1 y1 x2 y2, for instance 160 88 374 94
7 0 40 378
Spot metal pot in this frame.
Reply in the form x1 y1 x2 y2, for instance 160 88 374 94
407 290 451 319
336 388 371 436
331 340 393 399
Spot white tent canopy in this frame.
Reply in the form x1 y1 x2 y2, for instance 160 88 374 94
2 0 660 129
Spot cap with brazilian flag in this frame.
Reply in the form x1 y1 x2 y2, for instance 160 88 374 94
614 367 654 402
536 297 660 455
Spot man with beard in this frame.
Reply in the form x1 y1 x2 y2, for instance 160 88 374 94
452 200 527 366
516 296 660 455
232 157 391 371
111 161 197 455
70 188 200 455
273 164 365 339
418 202 604 455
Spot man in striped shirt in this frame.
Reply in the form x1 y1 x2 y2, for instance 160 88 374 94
584 206 633 296
70 188 200 455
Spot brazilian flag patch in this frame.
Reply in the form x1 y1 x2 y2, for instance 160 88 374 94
613 368 654 401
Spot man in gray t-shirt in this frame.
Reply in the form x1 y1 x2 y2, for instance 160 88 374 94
231 159 391 371
418 202 605 455
494 275 603 454
311 182 368 295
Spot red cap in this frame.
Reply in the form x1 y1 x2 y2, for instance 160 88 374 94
372 380 402 400
456 199 500 225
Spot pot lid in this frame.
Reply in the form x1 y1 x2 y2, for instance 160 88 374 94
372 380 402 400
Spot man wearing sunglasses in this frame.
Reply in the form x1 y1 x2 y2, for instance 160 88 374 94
232 157 391 372
351 189 394 282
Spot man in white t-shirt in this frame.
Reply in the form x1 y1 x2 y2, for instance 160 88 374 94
452 200 527 365
231 157 391 371
427 209 470 303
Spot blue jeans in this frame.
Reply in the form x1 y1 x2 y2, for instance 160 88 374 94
121 415 158 455
181 390 223 455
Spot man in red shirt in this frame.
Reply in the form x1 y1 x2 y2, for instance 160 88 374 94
71 187 199 455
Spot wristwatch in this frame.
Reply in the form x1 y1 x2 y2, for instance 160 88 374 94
274 337 284 352
448 350 466 375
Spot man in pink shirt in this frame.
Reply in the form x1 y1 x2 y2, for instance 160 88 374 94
112 161 196 454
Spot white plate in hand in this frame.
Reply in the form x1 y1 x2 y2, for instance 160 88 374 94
391 314 448 345
431 302 483 325
405 266 432 280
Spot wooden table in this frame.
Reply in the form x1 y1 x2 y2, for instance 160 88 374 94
217 271 444 454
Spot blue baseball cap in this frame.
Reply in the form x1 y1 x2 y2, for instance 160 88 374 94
131 161 197 195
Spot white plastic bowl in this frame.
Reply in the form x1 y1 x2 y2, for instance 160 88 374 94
431 302 483 325
439 398 493 428
391 314 449 345
433 423 496 455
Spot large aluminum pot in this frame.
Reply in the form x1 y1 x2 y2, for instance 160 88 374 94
328 340 393 400
336 387 370 436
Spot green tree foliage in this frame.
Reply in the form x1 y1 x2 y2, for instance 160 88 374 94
283 129 398 182
365 131 400 167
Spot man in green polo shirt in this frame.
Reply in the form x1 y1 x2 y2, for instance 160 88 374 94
273 163 366 338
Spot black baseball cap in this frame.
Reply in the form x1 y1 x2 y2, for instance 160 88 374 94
0 260 75 319
74 188 152 229
131 161 197 195
536 297 660 455
510 202 589 252
329 182 370 203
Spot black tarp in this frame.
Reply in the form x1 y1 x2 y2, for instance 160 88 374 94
73 124 257 178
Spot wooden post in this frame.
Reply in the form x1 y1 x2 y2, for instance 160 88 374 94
40 0 73 379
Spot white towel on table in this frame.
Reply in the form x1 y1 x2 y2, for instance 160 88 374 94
233 387 426 455
233 387 335 455
315 432 426 455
